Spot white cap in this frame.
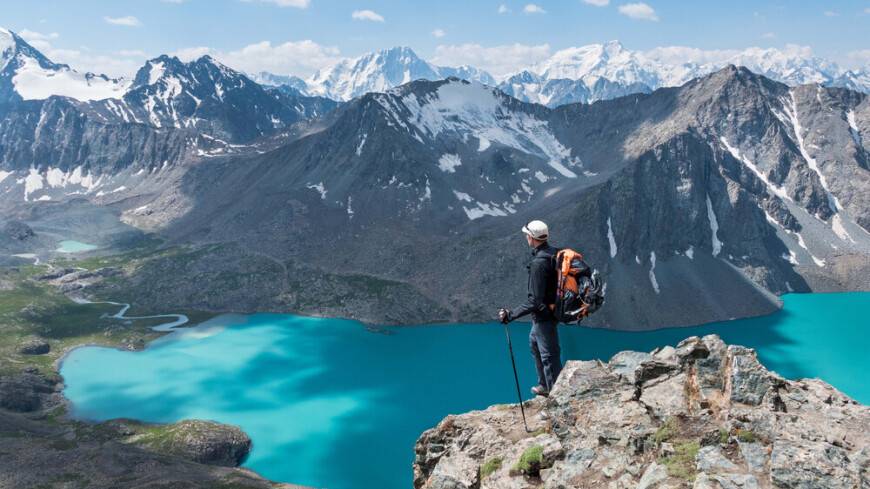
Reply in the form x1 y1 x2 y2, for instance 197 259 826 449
521 220 549 240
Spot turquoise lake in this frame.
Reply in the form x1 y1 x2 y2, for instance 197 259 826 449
61 292 870 489
55 240 98 253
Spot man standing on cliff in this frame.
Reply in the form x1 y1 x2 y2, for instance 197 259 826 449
498 220 562 397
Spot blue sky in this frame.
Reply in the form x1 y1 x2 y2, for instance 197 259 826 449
5 0 870 78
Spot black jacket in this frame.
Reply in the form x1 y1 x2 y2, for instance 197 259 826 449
513 242 558 322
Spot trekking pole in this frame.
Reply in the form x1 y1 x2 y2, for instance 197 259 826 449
501 321 531 433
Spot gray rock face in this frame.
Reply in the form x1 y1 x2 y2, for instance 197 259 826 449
412 335 870 489
0 371 60 412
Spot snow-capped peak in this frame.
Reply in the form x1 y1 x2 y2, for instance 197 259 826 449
306 46 496 101
0 27 129 102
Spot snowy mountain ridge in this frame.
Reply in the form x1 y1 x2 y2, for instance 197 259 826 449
0 27 129 101
303 46 496 101
4 23 868 109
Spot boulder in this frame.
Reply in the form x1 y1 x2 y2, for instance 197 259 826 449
17 338 50 355
131 419 252 467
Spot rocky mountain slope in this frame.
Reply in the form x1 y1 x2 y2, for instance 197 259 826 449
413 335 870 489
1 29 868 329
88 66 870 329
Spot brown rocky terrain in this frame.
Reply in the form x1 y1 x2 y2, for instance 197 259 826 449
413 335 870 488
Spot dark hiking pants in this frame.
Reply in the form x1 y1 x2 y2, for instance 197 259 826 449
530 317 562 391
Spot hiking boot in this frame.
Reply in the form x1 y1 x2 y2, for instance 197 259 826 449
531 385 549 397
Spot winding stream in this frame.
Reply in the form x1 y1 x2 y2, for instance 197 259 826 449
71 297 189 332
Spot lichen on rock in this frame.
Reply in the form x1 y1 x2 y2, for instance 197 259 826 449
413 335 870 489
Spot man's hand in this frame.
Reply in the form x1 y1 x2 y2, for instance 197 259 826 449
498 308 513 324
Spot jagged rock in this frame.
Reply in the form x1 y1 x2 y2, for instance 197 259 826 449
130 419 252 467
737 441 767 473
727 346 773 406
16 338 50 355
636 461 668 489
609 351 652 384
413 335 870 489
712 473 760 489
696 446 738 472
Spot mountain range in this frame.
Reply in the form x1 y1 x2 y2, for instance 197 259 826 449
0 27 868 330
269 41 870 107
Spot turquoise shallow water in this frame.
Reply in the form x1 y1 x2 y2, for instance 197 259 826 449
61 292 870 489
56 240 98 253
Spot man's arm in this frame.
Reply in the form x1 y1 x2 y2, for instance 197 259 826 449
506 260 549 322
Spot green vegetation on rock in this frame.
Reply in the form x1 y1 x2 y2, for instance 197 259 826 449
659 440 700 480
736 428 757 443
480 457 502 479
653 416 677 444
511 445 544 475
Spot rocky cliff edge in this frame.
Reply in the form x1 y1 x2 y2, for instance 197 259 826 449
413 335 869 489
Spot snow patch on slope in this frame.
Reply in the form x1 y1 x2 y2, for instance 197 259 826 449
306 182 327 200
719 137 790 201
783 92 841 213
706 195 723 257
438 153 462 173
463 201 508 220
648 251 660 294
846 110 863 147
397 80 581 178
607 217 618 258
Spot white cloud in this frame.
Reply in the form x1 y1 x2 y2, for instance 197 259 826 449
618 2 658 21
16 28 144 77
103 15 142 27
241 0 311 8
432 29 446 38
761 32 775 39
823 10 838 17
351 9 385 22
174 40 342 78
583 0 610 6
17 29 59 51
523 4 546 14
865 7 870 14
847 49 870 68
498 4 511 14
432 43 551 80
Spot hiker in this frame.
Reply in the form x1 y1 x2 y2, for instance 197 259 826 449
498 220 562 397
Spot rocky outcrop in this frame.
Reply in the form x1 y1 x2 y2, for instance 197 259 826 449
16 337 50 355
129 419 252 467
0 368 62 412
0 410 297 489
3 220 35 241
413 335 870 489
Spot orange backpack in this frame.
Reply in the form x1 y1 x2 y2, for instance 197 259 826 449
554 248 604 324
